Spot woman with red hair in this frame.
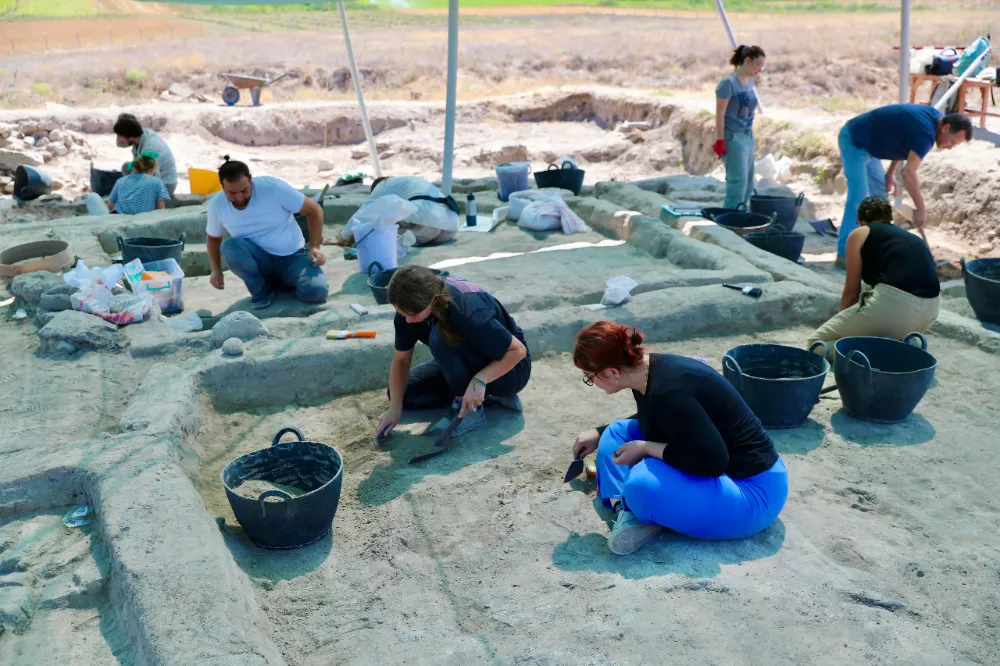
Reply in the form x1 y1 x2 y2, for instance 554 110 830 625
571 321 788 555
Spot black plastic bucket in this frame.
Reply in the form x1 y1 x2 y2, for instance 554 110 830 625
366 261 449 306
962 257 1000 325
117 234 186 265
744 227 806 262
701 203 745 220
221 427 344 549
714 211 776 237
750 191 804 231
834 333 936 424
533 162 585 195
13 165 53 201
91 165 124 198
723 342 830 428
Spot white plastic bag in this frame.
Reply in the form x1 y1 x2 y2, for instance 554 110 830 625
508 188 564 221
165 310 203 332
369 176 459 232
601 276 638 307
341 195 419 242
517 199 589 235
65 259 149 325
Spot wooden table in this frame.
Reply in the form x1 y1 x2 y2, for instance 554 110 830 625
909 73 998 127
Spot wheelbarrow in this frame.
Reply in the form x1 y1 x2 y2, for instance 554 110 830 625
220 72 290 107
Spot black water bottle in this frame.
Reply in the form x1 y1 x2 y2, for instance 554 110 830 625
466 192 477 227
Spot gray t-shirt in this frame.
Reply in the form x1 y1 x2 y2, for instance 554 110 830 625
716 74 758 133
132 128 177 187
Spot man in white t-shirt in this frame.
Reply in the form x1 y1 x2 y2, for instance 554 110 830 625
206 158 328 309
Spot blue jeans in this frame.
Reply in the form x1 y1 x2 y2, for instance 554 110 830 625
397 324 532 410
221 237 328 304
723 129 755 210
596 419 788 540
838 124 889 256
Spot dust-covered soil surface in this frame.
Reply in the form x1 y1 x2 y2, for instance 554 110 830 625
191 327 1000 666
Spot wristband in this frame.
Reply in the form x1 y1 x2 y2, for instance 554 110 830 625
472 377 487 389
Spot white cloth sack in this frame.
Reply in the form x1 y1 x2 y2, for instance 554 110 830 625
601 276 638 307
517 198 589 235
508 188 565 221
369 176 459 233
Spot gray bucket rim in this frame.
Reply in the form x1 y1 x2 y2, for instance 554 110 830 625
965 258 1000 286
723 343 830 383
834 335 938 376
219 438 344 500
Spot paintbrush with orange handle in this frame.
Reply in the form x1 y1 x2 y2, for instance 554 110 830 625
325 330 377 340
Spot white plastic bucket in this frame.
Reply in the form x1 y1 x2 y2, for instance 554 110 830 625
355 222 399 274
495 162 531 202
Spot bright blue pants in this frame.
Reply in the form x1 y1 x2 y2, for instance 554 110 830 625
595 419 788 540
838 124 880 257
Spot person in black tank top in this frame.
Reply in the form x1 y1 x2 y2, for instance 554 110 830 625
808 196 941 360
570 321 788 556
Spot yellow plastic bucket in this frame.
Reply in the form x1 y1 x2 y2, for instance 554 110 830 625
189 168 222 196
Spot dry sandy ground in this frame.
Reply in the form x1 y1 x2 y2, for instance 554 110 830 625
190 327 1000 666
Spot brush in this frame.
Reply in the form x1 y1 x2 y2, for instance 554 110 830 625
326 330 377 340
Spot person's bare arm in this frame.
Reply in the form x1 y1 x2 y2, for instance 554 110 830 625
715 98 729 141
107 200 117 213
298 196 326 261
155 200 166 210
377 348 415 436
472 337 526 385
901 151 925 226
840 228 867 310
885 160 900 196
207 234 225 290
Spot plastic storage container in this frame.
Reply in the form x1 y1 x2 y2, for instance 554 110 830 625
136 258 185 314
494 162 531 201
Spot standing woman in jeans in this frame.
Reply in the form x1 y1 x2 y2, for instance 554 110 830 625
714 45 766 210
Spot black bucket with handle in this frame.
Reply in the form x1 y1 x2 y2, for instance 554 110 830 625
220 427 344 549
90 164 124 198
117 234 186 265
533 161 585 195
13 165 53 201
750 191 804 231
366 261 450 306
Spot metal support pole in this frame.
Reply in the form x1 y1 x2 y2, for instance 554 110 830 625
337 1 381 178
714 0 737 48
899 0 911 103
713 0 764 113
933 47 991 112
441 0 459 195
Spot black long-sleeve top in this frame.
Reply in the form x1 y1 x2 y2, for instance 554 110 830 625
598 353 778 479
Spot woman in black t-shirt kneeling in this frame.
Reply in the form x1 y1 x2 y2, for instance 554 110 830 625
809 196 940 360
376 266 531 439
571 321 788 556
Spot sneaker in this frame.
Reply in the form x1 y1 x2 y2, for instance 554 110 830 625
485 394 523 412
426 399 486 439
249 291 272 310
608 506 662 555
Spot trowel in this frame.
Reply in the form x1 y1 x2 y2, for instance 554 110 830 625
409 414 464 464
563 457 585 483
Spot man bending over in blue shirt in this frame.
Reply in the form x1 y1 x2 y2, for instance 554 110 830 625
836 104 971 267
